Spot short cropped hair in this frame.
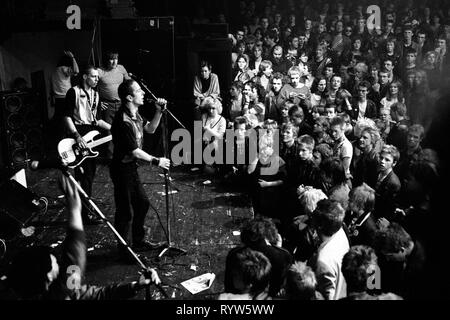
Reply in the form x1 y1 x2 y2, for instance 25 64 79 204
285 262 318 300
298 134 315 151
233 116 247 128
118 79 137 102
82 64 97 76
330 116 346 128
325 104 336 111
312 199 345 237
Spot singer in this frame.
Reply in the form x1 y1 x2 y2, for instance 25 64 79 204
111 79 171 262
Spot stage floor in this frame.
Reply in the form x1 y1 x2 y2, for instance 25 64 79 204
0 163 254 300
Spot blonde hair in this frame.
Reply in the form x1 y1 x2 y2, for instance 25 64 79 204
201 96 223 115
298 187 328 215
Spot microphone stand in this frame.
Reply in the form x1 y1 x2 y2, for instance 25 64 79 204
59 167 169 300
131 75 186 259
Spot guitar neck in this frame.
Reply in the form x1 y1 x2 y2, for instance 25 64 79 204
87 135 112 148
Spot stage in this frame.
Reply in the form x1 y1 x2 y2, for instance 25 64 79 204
0 163 254 300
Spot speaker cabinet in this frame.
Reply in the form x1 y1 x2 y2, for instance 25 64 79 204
0 91 45 169
100 17 175 98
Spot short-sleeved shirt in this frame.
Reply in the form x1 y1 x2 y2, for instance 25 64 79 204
51 66 72 98
333 136 353 175
111 107 147 164
97 65 129 101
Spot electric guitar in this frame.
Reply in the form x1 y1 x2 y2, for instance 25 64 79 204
58 130 112 168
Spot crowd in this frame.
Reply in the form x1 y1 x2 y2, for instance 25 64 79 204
193 0 448 300
1 0 448 301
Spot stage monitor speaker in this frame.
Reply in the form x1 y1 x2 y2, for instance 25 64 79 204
0 179 41 239
0 90 45 169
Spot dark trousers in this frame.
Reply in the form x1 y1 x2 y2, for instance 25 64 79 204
42 98 67 159
110 162 150 246
100 101 121 158
75 157 97 219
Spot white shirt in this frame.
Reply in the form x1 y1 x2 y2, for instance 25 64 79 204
315 228 350 300
358 100 367 120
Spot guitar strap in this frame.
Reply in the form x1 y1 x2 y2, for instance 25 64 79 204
81 87 98 121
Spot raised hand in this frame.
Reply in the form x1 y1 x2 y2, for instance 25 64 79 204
64 50 75 58
155 98 167 111
139 267 161 286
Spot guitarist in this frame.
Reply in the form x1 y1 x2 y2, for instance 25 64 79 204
111 79 170 262
63 65 111 225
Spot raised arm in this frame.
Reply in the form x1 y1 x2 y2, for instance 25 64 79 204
144 98 166 134
60 174 83 232
64 51 79 76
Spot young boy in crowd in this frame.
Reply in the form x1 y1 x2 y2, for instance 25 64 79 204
285 135 323 220
330 116 353 180
374 144 401 220
325 104 337 120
